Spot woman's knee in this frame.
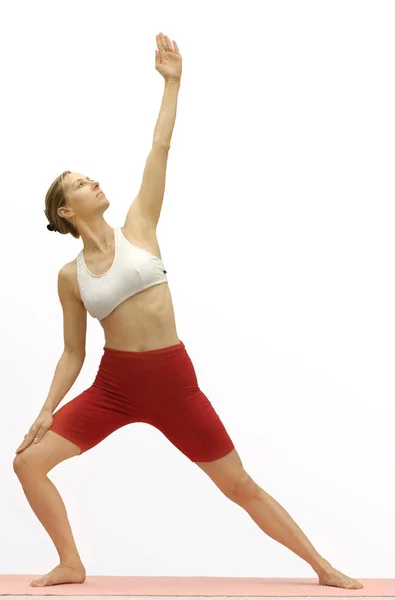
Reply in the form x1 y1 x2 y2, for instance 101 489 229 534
13 430 81 476
232 473 261 503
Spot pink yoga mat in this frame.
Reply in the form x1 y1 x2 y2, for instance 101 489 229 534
0 575 389 596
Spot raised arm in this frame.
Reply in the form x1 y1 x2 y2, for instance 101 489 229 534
124 33 182 232
124 79 181 232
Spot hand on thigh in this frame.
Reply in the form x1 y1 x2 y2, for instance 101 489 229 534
13 430 81 476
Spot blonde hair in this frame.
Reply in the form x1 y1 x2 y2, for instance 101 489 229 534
44 171 80 239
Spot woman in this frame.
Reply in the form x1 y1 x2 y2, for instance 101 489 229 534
13 33 363 591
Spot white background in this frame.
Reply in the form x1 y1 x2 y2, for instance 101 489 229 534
1 0 393 581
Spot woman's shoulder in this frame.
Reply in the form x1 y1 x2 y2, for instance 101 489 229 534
60 259 77 278
59 260 81 303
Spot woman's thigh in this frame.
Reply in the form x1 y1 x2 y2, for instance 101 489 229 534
48 385 137 456
145 386 235 463
134 344 236 463
15 383 140 473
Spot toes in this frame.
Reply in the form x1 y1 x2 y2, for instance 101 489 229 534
30 578 47 587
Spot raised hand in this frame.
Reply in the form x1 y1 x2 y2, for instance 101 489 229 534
155 32 182 81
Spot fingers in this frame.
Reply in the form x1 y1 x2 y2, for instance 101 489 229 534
156 33 176 54
16 439 29 454
34 427 43 444
156 34 163 53
159 32 169 51
16 430 36 454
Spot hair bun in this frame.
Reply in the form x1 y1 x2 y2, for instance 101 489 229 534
47 223 56 231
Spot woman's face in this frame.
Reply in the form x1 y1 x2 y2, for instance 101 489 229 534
60 173 108 222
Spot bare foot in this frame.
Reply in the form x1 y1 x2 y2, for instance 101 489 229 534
30 562 86 587
318 566 364 590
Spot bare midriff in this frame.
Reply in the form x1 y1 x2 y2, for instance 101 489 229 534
68 226 181 352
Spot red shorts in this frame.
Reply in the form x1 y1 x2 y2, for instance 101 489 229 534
49 340 235 462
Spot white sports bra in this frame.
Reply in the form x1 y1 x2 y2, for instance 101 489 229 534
76 226 168 320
